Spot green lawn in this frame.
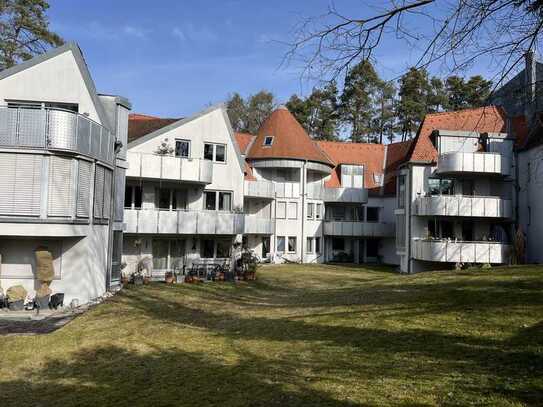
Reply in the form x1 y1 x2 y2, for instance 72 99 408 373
1 264 543 406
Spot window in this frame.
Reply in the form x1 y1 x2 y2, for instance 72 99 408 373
276 201 286 219
288 237 297 252
204 143 214 160
202 239 215 258
157 188 171 209
332 237 344 251
287 202 297 219
125 185 142 209
263 136 274 146
332 206 345 221
152 239 169 270
7 100 79 112
366 207 379 222
175 140 190 157
306 237 313 253
315 203 322 219
277 236 285 252
398 175 406 209
204 143 226 162
315 237 321 254
205 191 232 211
428 178 454 195
216 239 231 258
307 203 314 219
218 192 232 211
355 206 364 221
204 191 216 210
366 240 379 257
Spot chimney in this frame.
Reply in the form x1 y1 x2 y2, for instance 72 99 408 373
524 50 537 124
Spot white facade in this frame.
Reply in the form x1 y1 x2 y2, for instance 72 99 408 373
396 130 516 273
0 43 130 304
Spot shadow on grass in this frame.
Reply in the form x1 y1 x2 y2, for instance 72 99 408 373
0 346 364 407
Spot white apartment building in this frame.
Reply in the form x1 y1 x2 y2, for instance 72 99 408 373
0 43 130 304
122 105 402 274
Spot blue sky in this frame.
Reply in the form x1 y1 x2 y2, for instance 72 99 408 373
48 0 495 118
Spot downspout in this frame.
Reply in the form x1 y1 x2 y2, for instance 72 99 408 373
300 160 307 263
106 135 122 291
407 163 413 274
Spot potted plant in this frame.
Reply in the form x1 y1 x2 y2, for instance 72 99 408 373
35 283 52 309
6 285 27 311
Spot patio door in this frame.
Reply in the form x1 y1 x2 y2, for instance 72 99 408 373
262 237 270 259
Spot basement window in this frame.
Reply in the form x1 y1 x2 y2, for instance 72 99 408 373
263 136 274 146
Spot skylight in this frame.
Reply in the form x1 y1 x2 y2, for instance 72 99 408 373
263 136 274 146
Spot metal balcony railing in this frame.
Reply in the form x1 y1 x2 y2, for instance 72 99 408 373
412 238 511 264
243 216 274 234
0 106 114 163
244 180 275 199
436 152 511 176
414 195 513 218
323 220 394 237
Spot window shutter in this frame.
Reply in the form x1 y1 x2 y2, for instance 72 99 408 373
94 165 105 219
48 156 74 217
103 168 112 219
0 153 42 216
76 160 92 218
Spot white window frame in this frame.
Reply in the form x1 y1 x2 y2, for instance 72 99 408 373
276 201 286 219
307 203 314 220
204 142 227 163
203 190 232 211
288 236 297 253
287 202 298 219
263 136 274 146
315 203 322 220
175 139 191 158
306 237 314 253
277 236 286 252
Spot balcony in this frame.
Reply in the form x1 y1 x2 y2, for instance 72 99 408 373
274 182 300 198
323 221 394 237
126 152 213 184
0 106 114 163
124 209 243 235
244 180 275 199
244 216 274 234
412 239 511 264
436 152 511 176
307 184 368 203
414 195 512 218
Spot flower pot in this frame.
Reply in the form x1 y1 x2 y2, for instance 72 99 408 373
8 300 24 311
165 272 175 284
35 295 50 309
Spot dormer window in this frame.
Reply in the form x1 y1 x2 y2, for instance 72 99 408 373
263 136 274 146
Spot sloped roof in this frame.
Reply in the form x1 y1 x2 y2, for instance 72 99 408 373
316 141 385 190
383 140 413 195
247 106 334 166
235 132 256 155
408 106 507 163
128 113 179 143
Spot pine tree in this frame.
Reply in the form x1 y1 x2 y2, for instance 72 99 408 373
397 68 432 140
226 90 275 134
226 93 247 132
0 0 63 69
306 81 339 140
372 80 396 144
340 60 380 142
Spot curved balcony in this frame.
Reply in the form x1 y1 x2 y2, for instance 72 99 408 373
0 106 114 163
244 180 275 199
307 184 368 203
412 239 511 264
243 216 274 234
414 195 512 218
436 152 511 176
124 209 243 235
323 221 394 237
126 152 213 184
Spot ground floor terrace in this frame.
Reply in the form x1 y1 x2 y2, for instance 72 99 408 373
1 263 542 406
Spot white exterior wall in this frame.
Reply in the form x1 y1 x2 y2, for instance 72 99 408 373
0 49 102 124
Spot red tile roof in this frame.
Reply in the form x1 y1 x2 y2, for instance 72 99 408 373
408 106 507 163
247 106 334 166
383 140 413 195
128 113 180 143
235 132 255 155
316 141 385 190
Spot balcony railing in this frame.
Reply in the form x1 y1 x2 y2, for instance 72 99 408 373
412 239 511 264
436 152 511 176
243 216 274 234
126 152 213 184
0 106 114 163
307 184 368 203
244 180 275 199
274 182 300 198
124 209 243 235
414 195 513 218
323 221 394 237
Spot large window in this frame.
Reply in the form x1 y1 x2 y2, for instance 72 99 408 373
276 201 286 219
366 240 379 257
277 236 285 252
315 237 321 254
332 237 345 251
366 207 379 222
204 143 226 162
428 178 454 195
125 185 142 209
307 203 314 219
288 236 297 252
216 239 231 258
202 239 215 258
204 191 232 211
156 188 178 210
175 140 190 158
